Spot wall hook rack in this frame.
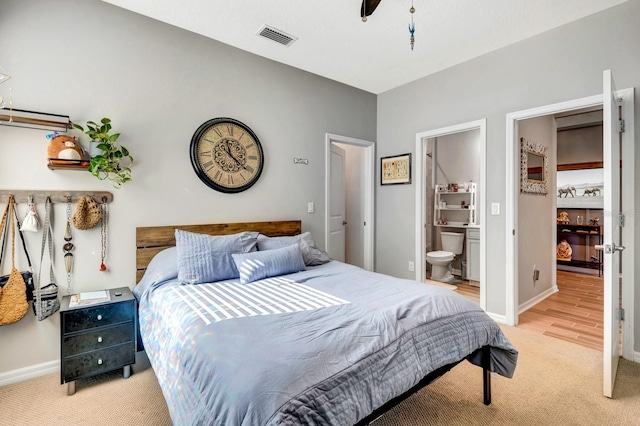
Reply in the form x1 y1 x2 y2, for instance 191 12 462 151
0 190 113 205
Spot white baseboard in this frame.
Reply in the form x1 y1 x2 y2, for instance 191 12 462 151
518 285 559 314
0 360 59 387
486 311 508 324
634 351 640 364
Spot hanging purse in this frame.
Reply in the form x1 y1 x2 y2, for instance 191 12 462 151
0 196 29 326
33 197 60 321
0 205 36 301
20 196 40 233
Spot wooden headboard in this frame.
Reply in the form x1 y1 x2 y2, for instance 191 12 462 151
135 220 302 283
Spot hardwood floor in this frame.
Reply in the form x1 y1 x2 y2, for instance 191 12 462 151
453 280 480 304
451 271 603 351
518 271 603 351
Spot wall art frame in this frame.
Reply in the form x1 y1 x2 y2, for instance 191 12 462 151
520 137 548 194
381 153 411 185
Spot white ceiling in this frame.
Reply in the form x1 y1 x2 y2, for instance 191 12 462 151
101 0 628 94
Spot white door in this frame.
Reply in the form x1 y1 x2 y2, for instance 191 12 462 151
329 143 346 262
601 69 623 398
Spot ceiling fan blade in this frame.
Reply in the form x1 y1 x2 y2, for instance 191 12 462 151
361 0 382 18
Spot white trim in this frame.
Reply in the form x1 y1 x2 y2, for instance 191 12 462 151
415 119 487 312
505 89 634 361
518 285 558 314
620 88 635 361
634 352 640 364
486 312 508 325
0 360 59 387
325 133 375 271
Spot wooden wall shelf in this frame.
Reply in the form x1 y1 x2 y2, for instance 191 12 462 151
0 107 71 132
47 159 90 171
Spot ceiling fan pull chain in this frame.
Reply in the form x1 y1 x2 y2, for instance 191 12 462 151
409 0 416 51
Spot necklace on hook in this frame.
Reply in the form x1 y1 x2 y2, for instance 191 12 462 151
63 197 74 294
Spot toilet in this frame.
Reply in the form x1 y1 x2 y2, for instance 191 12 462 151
426 232 465 283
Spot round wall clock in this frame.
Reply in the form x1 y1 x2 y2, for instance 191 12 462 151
190 117 264 193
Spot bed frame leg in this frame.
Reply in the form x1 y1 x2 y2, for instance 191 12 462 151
482 345 491 405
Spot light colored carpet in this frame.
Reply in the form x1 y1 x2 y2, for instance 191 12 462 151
1 325 638 425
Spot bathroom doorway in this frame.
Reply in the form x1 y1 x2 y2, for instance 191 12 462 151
415 120 487 311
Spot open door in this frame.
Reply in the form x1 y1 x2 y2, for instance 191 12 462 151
600 69 623 398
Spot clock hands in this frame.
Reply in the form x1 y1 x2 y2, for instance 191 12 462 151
221 139 249 172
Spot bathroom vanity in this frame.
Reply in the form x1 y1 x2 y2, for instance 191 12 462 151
466 227 480 283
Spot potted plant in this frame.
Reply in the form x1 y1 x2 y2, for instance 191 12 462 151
71 117 133 188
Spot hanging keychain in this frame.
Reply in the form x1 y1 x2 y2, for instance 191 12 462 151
63 196 74 294
20 195 40 232
100 198 108 271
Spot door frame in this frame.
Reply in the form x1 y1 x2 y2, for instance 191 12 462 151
505 89 635 360
415 119 487 312
325 133 375 271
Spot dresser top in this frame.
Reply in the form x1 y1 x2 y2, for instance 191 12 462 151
60 287 134 312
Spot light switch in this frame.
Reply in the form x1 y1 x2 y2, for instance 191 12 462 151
307 202 315 213
491 203 500 215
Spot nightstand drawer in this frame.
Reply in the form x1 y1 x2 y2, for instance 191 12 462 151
63 343 135 382
63 323 134 357
63 301 134 333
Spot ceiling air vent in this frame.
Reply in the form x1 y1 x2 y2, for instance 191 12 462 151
257 25 297 47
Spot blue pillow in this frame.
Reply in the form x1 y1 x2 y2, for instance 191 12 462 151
176 230 259 284
257 232 331 266
232 243 305 284
133 246 178 300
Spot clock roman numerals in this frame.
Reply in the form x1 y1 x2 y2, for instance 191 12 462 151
202 160 214 171
212 127 223 138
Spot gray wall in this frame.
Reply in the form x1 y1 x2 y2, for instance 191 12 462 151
0 0 376 375
517 116 556 305
558 125 603 165
377 0 640 349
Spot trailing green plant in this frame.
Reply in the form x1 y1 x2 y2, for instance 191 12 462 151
71 117 133 188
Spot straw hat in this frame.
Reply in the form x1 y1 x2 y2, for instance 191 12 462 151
73 196 102 230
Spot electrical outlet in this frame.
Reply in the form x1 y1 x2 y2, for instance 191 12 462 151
307 202 314 213
491 203 500 215
408 261 415 272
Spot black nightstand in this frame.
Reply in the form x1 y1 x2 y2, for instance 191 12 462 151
60 287 137 395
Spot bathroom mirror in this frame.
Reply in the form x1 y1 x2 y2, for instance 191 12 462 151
520 137 548 194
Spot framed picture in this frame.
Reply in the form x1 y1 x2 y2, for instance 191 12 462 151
381 153 411 185
556 168 604 208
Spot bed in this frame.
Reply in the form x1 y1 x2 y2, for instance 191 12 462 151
133 220 517 425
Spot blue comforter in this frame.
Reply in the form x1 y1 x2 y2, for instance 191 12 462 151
135 261 517 425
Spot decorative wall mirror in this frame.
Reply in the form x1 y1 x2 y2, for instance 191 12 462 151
520 137 548 194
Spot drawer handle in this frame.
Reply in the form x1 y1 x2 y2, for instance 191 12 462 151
97 358 103 365
97 336 103 343
97 315 103 321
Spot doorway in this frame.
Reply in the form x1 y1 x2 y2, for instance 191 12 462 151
324 133 375 271
505 77 635 397
517 107 605 351
415 119 487 312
